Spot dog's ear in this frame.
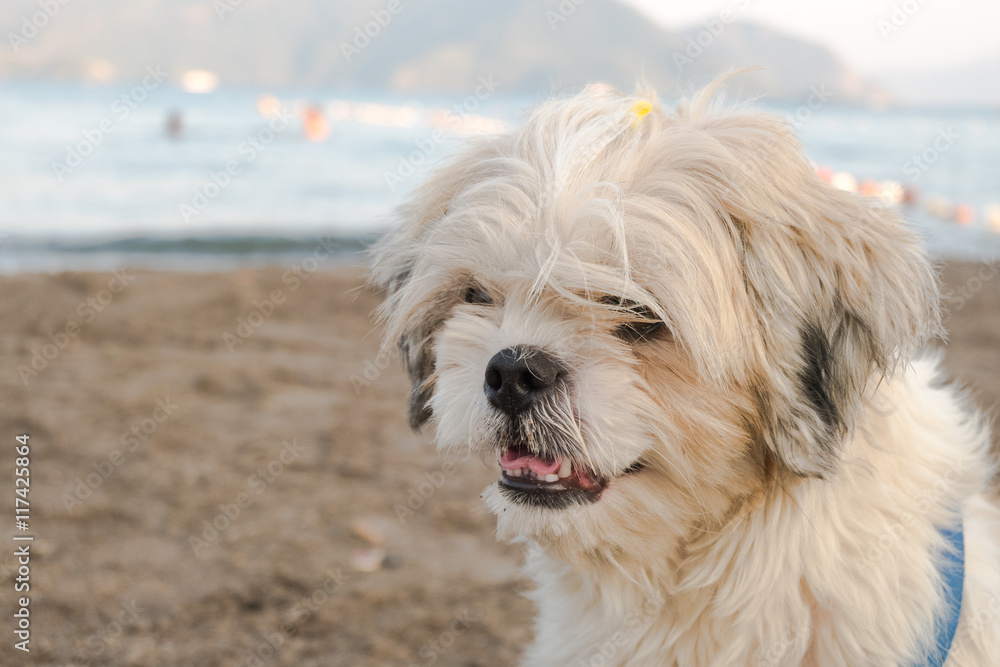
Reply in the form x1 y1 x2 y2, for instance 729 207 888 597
370 211 444 431
736 198 940 478
397 326 436 430
370 158 473 430
696 111 942 477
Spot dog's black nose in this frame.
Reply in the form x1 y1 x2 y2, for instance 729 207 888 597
484 346 563 416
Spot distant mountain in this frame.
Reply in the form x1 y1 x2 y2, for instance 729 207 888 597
675 21 885 105
872 56 1000 108
0 0 884 103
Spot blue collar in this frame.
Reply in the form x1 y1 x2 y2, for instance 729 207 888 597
924 521 965 667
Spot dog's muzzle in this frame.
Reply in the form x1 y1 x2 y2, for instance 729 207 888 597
484 345 644 508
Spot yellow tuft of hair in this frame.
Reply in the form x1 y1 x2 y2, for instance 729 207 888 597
629 100 653 128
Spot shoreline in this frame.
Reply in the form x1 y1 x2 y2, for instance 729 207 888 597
1 223 999 275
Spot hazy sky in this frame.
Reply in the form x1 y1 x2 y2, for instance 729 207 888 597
624 0 999 72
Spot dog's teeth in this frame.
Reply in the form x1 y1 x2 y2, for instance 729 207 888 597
509 468 522 477
558 458 572 478
544 473 559 483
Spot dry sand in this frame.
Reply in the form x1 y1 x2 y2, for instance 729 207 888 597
0 261 997 666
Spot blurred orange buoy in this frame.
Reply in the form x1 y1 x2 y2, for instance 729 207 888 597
303 104 329 142
985 204 1000 233
859 179 881 197
953 203 976 226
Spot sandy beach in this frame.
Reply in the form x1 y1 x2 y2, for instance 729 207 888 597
1 260 997 666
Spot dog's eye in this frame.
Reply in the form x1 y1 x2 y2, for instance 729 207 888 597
464 286 493 305
601 299 666 343
617 318 665 342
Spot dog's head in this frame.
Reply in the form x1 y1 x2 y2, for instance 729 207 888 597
371 78 941 554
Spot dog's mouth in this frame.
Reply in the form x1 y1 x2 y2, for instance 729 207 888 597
497 444 644 508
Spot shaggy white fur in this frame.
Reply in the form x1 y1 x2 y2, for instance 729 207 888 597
517 356 999 666
372 75 1000 666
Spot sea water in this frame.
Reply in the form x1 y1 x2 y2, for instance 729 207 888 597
0 81 997 273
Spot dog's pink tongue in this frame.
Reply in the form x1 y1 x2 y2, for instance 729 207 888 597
499 448 561 475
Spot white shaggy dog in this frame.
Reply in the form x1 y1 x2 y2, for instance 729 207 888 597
372 77 1000 666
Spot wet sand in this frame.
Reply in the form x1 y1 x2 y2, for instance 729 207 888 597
0 261 996 666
